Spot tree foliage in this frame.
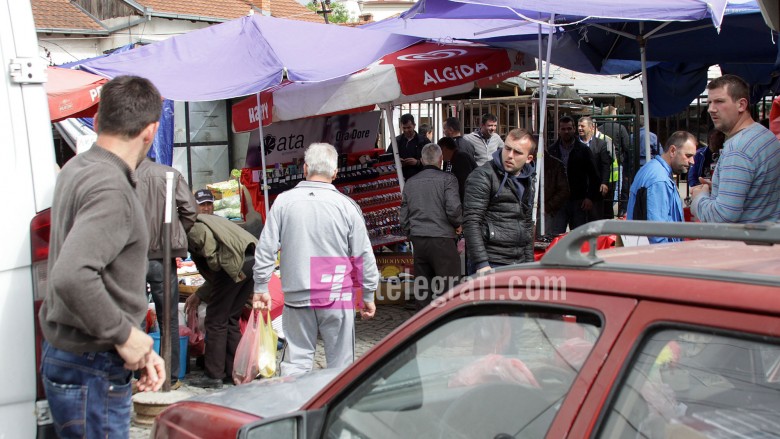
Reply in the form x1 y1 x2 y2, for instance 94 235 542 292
306 1 352 23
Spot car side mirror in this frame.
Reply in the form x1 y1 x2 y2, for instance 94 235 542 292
237 408 326 439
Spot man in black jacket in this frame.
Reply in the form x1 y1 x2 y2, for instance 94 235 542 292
549 116 601 231
578 116 612 220
400 143 462 310
463 128 536 274
388 113 428 181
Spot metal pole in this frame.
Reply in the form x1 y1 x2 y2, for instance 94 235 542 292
161 171 174 392
640 29 652 164
255 92 270 219
382 104 406 191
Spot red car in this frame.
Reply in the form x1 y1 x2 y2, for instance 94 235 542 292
152 220 780 439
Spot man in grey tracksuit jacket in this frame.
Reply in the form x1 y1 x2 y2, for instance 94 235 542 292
400 144 462 311
253 143 379 376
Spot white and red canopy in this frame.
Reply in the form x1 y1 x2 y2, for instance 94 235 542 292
232 41 533 132
45 67 107 122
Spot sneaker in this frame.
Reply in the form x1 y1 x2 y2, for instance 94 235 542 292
170 380 183 391
188 376 223 389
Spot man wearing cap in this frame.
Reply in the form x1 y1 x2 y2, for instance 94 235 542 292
185 188 257 388
194 189 215 215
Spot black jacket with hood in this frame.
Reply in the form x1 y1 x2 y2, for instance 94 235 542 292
463 149 536 269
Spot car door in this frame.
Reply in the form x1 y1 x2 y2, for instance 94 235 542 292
237 289 637 438
570 300 780 438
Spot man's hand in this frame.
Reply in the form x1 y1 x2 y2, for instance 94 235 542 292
252 292 272 311
581 199 593 211
401 157 418 167
600 184 609 196
690 178 711 199
136 351 165 392
184 293 201 315
360 301 376 320
477 266 492 274
115 326 154 370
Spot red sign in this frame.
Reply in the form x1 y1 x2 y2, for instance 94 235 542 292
382 42 512 96
45 67 108 122
231 89 274 132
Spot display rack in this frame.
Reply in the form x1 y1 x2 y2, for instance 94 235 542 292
334 162 406 249
241 160 407 249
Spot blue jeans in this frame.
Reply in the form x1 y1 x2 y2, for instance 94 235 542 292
41 341 132 438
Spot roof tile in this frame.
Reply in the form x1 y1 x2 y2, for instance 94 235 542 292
32 0 104 32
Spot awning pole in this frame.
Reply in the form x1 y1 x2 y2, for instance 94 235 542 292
382 103 406 191
255 92 270 219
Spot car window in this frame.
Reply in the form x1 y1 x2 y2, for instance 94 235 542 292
323 308 601 439
598 328 780 439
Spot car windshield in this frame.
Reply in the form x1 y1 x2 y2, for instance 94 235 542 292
323 307 602 439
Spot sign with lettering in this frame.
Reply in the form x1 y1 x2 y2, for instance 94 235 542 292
246 111 381 167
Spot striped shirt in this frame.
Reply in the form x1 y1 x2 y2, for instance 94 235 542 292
692 122 780 223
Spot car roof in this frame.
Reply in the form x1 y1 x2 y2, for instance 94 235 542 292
597 239 780 277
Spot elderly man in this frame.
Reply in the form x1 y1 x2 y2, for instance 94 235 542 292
627 131 697 243
464 128 536 274
401 143 462 311
691 74 780 223
464 113 505 166
253 143 379 376
578 116 612 220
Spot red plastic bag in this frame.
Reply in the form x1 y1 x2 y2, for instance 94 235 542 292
186 306 205 357
448 354 540 388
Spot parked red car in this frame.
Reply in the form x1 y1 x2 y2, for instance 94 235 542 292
152 220 780 439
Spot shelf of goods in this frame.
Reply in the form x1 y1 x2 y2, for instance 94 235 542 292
240 161 407 249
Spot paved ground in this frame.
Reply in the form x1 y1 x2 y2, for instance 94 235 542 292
130 303 414 438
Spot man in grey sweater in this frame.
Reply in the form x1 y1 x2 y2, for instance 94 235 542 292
253 143 379 376
39 76 165 438
400 143 462 311
464 113 505 166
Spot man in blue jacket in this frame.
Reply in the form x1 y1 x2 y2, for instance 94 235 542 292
627 131 697 243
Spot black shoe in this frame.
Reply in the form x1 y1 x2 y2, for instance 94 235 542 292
188 376 223 389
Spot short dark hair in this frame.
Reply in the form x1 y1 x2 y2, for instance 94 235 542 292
481 113 498 125
437 136 457 151
663 131 697 153
419 123 432 135
96 76 162 138
559 116 575 125
707 74 749 103
400 113 415 126
506 128 537 155
444 117 461 132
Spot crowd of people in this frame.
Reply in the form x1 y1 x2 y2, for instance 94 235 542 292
396 74 780 306
36 72 780 438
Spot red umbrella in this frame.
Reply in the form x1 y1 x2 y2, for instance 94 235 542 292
45 67 107 122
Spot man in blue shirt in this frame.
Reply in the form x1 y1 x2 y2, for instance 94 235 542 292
627 131 697 243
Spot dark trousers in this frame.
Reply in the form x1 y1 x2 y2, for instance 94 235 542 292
147 259 180 381
563 199 591 231
204 256 255 380
602 182 615 220
411 236 461 311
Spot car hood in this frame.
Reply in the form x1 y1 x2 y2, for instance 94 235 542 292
189 368 345 418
